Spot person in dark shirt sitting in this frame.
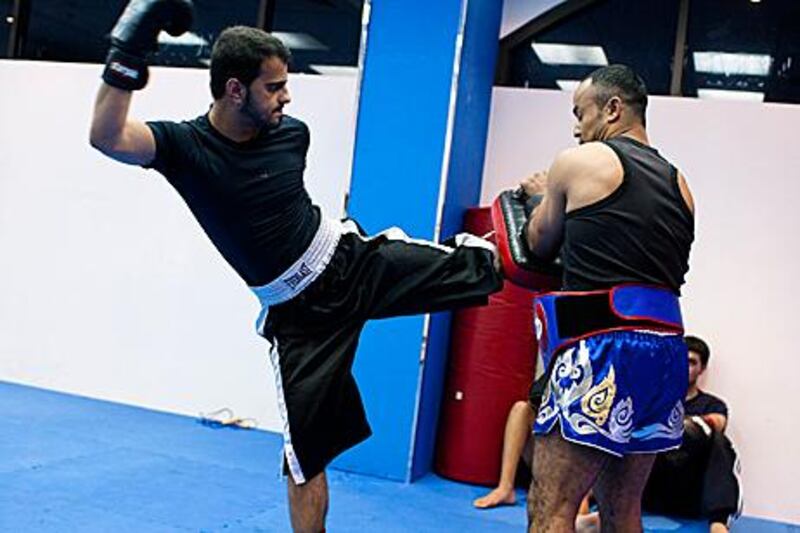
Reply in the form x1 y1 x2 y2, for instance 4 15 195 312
641 335 742 532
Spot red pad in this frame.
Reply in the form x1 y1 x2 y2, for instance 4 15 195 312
490 190 562 291
435 207 539 486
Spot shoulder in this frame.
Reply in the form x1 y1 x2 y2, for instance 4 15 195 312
148 117 203 138
272 115 310 147
555 142 619 168
697 391 729 413
551 142 621 184
280 115 309 134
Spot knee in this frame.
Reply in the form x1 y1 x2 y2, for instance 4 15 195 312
596 494 642 526
531 475 582 519
510 400 536 422
512 400 532 414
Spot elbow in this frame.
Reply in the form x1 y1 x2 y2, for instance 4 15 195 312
88 135 105 153
88 127 106 152
88 128 118 157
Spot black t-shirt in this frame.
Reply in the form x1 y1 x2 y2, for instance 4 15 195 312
145 114 320 286
561 137 694 294
685 390 728 418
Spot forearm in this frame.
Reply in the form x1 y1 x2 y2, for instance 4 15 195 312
89 84 133 150
526 198 560 260
686 413 728 435
703 413 728 433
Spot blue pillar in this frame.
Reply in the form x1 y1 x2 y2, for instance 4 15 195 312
333 0 503 482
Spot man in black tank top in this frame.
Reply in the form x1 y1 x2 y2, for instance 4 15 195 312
520 65 696 532
89 8 502 532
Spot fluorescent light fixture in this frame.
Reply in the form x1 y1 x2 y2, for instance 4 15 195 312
6 15 13 23
532 42 608 66
693 52 772 76
556 79 581 91
158 31 208 47
309 65 358 77
272 32 328 51
697 89 765 102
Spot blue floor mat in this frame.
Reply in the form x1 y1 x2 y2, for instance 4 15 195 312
0 381 795 532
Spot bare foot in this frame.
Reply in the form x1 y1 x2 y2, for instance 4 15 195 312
710 522 729 533
473 487 516 509
575 511 600 533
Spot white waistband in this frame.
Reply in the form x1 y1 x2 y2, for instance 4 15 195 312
250 216 343 313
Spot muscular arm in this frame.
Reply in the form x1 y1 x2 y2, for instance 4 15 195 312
524 151 573 260
89 84 156 166
524 143 625 260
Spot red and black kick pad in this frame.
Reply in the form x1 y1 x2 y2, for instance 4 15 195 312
490 189 562 290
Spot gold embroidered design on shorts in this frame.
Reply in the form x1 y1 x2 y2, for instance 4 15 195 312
580 366 617 426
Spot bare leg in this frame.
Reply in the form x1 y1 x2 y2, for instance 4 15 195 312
287 471 329 533
593 453 656 533
474 401 535 509
528 430 609 532
709 522 729 533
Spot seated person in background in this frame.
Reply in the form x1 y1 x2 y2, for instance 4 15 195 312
473 371 592 515
576 335 742 533
472 376 542 508
642 335 742 532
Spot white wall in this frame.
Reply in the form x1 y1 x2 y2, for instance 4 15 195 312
481 87 800 524
0 60 357 432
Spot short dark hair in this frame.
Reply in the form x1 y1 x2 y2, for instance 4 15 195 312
209 26 291 99
685 335 711 367
586 64 648 126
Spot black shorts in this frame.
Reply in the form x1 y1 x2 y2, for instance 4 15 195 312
261 225 502 484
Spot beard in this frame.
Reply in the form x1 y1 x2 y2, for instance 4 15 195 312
241 92 280 128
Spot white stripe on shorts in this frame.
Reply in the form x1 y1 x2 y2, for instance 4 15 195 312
267 337 306 484
351 224 497 258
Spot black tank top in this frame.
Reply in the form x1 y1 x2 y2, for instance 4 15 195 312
561 136 694 294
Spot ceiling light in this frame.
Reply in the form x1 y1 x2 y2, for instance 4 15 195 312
158 31 208 46
272 32 328 51
556 79 581 91
693 52 772 76
697 89 764 102
531 43 608 66
6 15 13 23
309 65 358 77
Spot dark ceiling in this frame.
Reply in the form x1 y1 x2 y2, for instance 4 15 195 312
502 0 800 104
4 0 798 104
4 0 363 73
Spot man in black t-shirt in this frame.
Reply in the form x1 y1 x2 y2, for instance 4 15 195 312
89 4 502 532
642 335 742 533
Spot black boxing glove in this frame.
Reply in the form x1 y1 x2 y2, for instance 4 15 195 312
102 0 194 91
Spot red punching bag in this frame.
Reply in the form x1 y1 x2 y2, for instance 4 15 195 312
435 206 540 486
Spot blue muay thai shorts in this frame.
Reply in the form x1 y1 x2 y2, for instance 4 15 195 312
532 285 688 456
